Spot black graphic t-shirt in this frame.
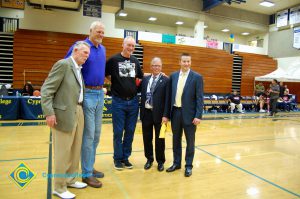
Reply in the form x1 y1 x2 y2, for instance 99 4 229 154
106 53 143 99
229 94 241 104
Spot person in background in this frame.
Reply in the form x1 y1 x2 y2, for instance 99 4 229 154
269 79 280 116
278 90 292 112
165 53 203 177
41 41 90 199
140 57 169 172
0 84 9 96
279 82 285 98
284 85 289 95
65 21 106 188
228 90 244 113
264 90 271 113
105 36 143 170
255 82 265 97
21 82 34 96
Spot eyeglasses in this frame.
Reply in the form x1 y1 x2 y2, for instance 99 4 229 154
151 65 161 67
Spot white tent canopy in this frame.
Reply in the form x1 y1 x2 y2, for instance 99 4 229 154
255 56 300 82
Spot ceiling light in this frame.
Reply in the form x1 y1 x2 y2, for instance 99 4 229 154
241 32 250 35
118 12 127 17
175 21 184 25
148 17 157 21
259 1 274 7
222 29 230 32
204 25 208 28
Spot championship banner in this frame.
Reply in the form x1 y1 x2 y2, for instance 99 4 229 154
83 0 102 18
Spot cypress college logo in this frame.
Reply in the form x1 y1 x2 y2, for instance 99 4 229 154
9 162 36 189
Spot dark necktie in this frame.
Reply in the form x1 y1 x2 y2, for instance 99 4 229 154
149 76 157 106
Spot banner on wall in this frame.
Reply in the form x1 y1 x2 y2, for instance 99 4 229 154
83 0 102 18
290 5 300 25
162 34 176 44
1 0 24 9
206 40 218 49
276 9 288 27
293 27 300 49
124 30 138 43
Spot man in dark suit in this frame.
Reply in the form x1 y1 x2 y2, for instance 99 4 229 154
166 53 204 177
140 57 169 172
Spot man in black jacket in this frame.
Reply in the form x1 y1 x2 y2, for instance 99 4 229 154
140 57 169 172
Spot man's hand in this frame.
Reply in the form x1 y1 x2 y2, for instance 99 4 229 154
162 117 169 124
46 115 57 128
192 118 201 125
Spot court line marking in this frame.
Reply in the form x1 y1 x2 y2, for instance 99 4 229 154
46 130 52 199
0 136 297 162
195 146 300 198
196 136 296 147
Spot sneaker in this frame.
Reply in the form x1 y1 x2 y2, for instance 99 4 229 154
114 161 124 170
67 181 87 189
53 190 75 199
259 109 266 113
122 160 133 169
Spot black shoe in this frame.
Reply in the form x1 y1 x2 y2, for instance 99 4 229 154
114 161 124 170
144 160 153 170
166 164 181 172
122 160 133 169
157 163 164 172
184 168 192 177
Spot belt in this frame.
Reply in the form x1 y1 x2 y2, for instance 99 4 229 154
173 106 181 109
118 96 135 101
85 85 103 90
78 102 83 106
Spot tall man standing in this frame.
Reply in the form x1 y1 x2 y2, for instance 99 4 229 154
41 41 90 199
106 36 143 170
65 21 105 188
166 53 204 177
140 57 169 172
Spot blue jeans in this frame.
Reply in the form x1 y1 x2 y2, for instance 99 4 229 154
81 89 104 177
112 95 139 162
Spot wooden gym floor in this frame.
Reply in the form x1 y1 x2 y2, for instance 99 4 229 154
0 112 300 199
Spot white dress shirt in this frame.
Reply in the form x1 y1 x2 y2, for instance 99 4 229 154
71 56 83 103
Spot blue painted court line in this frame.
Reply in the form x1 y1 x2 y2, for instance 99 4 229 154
0 157 47 162
0 136 296 163
196 146 300 198
1 113 300 127
46 130 52 199
197 136 296 147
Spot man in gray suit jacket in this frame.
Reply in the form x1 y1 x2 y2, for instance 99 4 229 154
41 41 90 199
166 53 204 177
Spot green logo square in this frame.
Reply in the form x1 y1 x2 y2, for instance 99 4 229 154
9 162 36 189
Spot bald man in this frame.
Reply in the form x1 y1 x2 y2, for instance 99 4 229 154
105 36 143 170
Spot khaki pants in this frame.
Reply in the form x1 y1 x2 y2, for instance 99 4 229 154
52 105 84 193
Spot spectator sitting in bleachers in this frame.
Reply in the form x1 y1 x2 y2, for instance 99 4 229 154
264 90 271 113
228 90 244 113
278 90 292 112
0 84 9 96
284 85 289 95
257 94 266 113
255 82 265 97
21 82 34 96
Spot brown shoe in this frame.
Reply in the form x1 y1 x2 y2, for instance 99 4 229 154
93 169 104 178
82 176 102 188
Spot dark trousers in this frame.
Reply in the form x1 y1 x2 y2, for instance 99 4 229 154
142 109 165 164
171 107 196 169
270 98 278 115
